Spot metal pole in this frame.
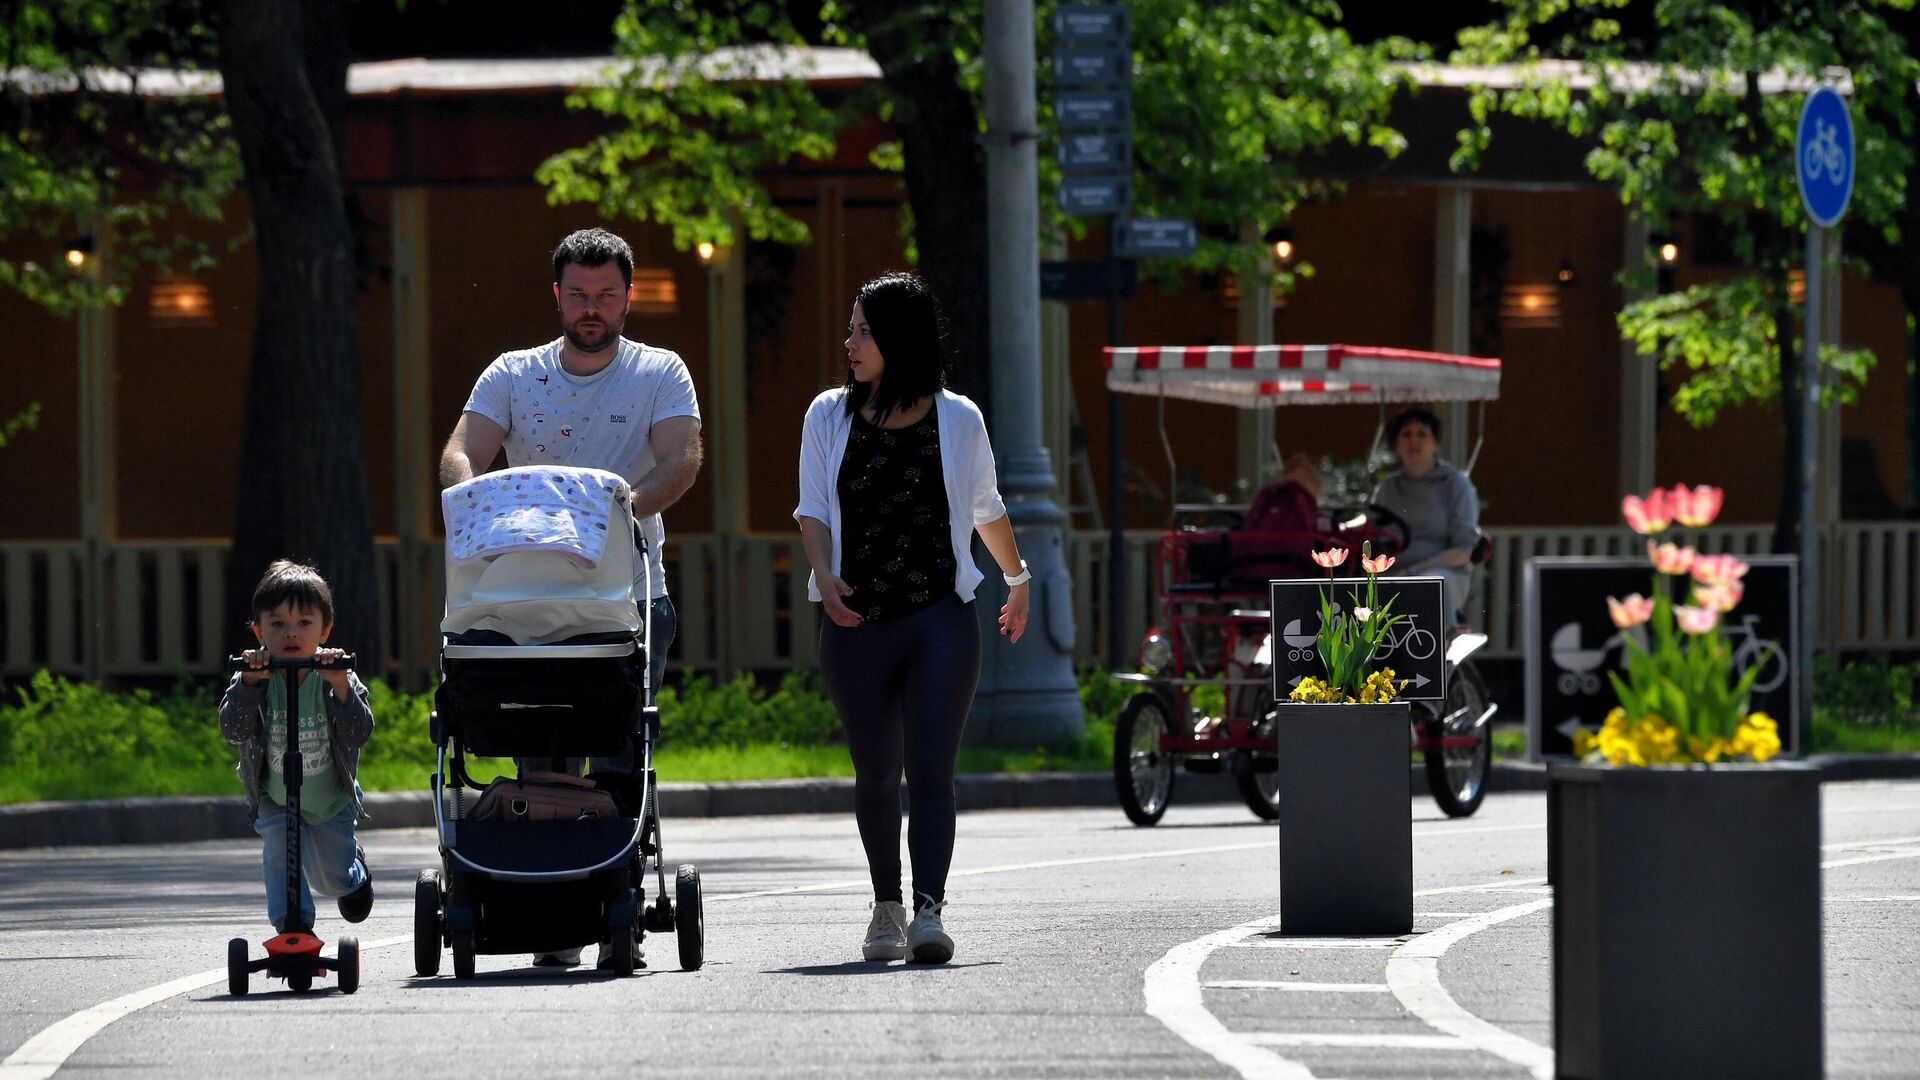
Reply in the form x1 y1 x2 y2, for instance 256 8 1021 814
1798 226 1822 757
1106 279 1126 670
975 0 1083 745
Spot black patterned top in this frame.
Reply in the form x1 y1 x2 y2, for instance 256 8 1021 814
837 405 955 623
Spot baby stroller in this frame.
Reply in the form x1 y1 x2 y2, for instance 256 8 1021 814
413 465 704 978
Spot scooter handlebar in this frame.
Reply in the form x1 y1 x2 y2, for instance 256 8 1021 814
227 652 357 674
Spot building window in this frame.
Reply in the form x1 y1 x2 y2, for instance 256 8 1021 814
630 267 679 316
150 276 215 328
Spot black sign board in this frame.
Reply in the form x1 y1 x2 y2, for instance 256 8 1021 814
1059 131 1132 173
1523 555 1800 759
1057 90 1131 131
1053 4 1131 46
1112 217 1197 258
1041 258 1139 301
1053 48 1131 88
1269 576 1447 703
1059 175 1133 216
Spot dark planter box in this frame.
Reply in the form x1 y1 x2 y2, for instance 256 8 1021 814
1550 762 1822 1080
1275 701 1412 935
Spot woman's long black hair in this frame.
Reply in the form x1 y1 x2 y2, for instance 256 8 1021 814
845 272 948 423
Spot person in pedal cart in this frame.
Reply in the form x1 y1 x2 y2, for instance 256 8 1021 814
1102 344 1500 825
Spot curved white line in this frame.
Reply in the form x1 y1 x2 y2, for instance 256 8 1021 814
0 934 410 1080
1143 913 1319 1080
1384 899 1556 1080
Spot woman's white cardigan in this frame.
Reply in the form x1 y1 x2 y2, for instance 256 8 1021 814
793 388 1008 603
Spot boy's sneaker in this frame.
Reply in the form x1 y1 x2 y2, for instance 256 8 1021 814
337 844 374 923
531 948 582 967
861 900 909 961
907 896 952 964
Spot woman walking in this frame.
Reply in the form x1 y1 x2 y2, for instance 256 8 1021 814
793 272 1030 964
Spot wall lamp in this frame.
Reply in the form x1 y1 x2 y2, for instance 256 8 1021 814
1651 233 1681 266
1264 225 1296 266
65 236 95 269
696 241 717 264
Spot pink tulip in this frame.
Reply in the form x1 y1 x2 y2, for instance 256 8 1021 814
1607 593 1654 628
1693 581 1744 613
1647 540 1696 576
1674 605 1720 635
1690 553 1749 588
1670 484 1725 528
1311 547 1349 569
1621 489 1672 534
1361 552 1395 574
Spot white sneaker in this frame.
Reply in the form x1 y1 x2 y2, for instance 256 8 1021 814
861 900 909 961
531 948 582 967
907 896 952 964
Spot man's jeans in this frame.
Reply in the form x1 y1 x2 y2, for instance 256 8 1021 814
253 791 367 932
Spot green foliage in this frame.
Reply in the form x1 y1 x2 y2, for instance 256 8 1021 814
545 0 1418 288
1618 280 1875 427
535 0 843 251
1453 0 1918 425
1813 654 1920 722
0 403 41 449
0 671 227 802
1076 663 1132 728
1 1 241 314
654 669 844 749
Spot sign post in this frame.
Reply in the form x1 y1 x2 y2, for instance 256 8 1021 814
1795 86 1853 758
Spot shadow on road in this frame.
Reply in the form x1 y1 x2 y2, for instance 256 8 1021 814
767 960 1002 976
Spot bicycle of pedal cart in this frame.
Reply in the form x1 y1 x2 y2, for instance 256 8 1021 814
1102 344 1502 824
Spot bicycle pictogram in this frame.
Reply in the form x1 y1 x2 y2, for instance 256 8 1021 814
1376 619 1437 661
1547 615 1787 697
1803 119 1846 186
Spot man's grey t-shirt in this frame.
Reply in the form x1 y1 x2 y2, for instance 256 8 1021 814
463 337 700 598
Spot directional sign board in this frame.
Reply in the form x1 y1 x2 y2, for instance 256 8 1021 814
1058 132 1131 173
1040 258 1139 301
1056 90 1130 131
1269 577 1447 703
1522 555 1800 759
1054 48 1130 87
1053 4 1130 45
1112 217 1196 258
1797 86 1854 228
1059 175 1133 216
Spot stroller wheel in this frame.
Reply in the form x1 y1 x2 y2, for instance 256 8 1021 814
413 870 443 977
609 922 639 977
287 972 313 993
675 864 704 971
452 930 477 981
227 937 249 997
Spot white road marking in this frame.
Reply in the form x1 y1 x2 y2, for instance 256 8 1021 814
1227 939 1409 950
1145 912 1317 1080
1830 895 1920 902
0 934 409 1080
1244 1033 1474 1051
1384 900 1557 1080
1205 981 1389 993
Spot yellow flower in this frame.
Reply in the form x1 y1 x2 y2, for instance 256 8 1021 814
1357 667 1403 704
1288 677 1346 704
1728 712 1781 762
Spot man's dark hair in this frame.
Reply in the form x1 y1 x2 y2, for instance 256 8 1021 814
250 559 335 624
1386 405 1442 443
552 227 635 288
845 272 948 422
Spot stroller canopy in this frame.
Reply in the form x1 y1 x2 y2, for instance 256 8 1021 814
1104 344 1501 408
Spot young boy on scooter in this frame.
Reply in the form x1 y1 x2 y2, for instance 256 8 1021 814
220 560 375 933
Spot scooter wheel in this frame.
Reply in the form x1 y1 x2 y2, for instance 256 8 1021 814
227 937 248 997
337 936 360 995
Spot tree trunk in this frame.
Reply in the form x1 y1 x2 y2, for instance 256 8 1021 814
844 11 994 417
217 0 383 675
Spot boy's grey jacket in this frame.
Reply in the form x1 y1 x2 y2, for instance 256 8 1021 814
218 672 375 818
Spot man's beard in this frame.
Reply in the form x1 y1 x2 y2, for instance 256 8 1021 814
562 312 624 354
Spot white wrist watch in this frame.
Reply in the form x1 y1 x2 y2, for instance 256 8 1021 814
1003 559 1032 587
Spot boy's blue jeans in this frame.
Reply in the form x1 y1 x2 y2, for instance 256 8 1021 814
253 791 367 932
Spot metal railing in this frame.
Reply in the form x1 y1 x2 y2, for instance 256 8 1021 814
4 521 1916 685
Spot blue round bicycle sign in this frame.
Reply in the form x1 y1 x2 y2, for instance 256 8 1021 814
1797 86 1854 228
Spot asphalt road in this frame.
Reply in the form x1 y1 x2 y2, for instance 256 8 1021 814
3 783 1918 1079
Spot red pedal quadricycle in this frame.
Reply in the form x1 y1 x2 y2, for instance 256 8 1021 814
1102 344 1502 824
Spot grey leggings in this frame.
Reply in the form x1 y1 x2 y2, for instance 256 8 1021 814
818 593 981 906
